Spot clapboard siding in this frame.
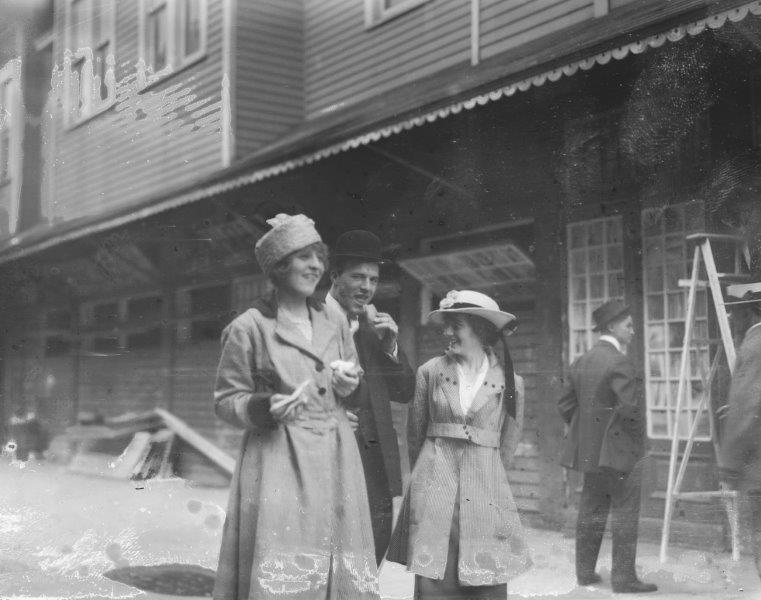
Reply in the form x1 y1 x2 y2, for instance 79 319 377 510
303 0 470 118
46 0 225 224
480 0 593 59
234 0 303 157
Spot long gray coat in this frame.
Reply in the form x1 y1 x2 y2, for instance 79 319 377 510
386 353 532 586
719 323 761 490
212 294 380 600
558 340 646 473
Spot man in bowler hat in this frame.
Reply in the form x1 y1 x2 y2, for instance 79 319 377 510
719 284 761 581
558 300 657 593
325 230 415 564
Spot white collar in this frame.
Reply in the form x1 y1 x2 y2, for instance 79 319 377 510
326 291 348 319
599 334 622 352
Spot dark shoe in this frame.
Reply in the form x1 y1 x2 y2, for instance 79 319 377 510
577 573 602 586
612 579 658 593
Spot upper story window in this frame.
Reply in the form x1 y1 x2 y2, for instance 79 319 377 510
365 0 430 28
64 0 116 126
139 0 207 85
0 75 16 186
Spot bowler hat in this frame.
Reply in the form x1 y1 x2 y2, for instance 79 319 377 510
592 300 631 332
332 230 386 263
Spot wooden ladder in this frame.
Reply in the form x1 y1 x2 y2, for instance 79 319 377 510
659 233 749 563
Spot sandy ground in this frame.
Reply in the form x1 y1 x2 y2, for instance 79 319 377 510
1 459 760 599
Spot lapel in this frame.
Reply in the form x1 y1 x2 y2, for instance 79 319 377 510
467 352 505 417
269 293 336 363
438 355 467 421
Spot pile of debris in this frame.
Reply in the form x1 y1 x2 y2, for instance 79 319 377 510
64 409 235 486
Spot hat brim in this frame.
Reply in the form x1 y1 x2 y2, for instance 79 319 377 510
332 252 389 264
427 307 517 332
592 305 631 332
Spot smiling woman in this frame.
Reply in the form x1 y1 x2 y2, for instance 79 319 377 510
212 213 380 600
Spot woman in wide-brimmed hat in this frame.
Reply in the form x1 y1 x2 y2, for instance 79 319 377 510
212 214 380 600
387 289 532 599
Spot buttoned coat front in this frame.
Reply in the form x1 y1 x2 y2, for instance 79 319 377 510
212 294 379 600
386 353 532 586
557 340 646 473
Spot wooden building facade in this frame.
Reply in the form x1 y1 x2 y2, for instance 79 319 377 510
1 0 761 544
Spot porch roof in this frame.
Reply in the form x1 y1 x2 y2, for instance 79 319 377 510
0 0 758 266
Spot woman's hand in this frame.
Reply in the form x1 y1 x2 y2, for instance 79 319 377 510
269 393 305 421
332 369 359 398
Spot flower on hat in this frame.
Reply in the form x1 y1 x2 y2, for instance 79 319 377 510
439 291 460 310
265 213 314 230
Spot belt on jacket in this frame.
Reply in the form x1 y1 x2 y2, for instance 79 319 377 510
426 423 500 448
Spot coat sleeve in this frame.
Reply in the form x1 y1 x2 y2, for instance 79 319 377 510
378 346 416 405
558 368 578 425
213 316 277 431
610 354 644 424
407 364 430 468
500 375 525 471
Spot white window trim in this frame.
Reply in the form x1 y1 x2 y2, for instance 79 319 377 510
63 0 117 127
364 0 431 29
566 215 625 364
0 58 23 236
138 0 208 89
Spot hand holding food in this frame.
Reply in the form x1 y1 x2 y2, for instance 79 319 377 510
331 361 360 398
269 380 310 420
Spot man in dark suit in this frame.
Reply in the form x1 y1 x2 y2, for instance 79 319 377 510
558 300 657 594
719 285 761 581
326 230 415 565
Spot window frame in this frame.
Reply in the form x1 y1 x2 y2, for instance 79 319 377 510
364 0 431 29
138 0 208 88
63 0 116 127
566 216 625 364
641 201 710 442
0 58 22 235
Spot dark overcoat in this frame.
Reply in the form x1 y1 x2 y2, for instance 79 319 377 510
351 317 415 496
558 339 646 473
212 294 379 600
386 353 532 586
719 324 761 490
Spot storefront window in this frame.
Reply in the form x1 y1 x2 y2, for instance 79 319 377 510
642 201 710 441
566 216 625 363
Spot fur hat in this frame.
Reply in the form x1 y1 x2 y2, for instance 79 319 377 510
254 213 322 275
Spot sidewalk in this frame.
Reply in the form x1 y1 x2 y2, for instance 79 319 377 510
0 460 758 599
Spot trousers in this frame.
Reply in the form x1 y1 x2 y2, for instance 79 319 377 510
576 462 643 584
356 428 394 565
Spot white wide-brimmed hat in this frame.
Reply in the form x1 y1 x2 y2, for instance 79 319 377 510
428 290 517 331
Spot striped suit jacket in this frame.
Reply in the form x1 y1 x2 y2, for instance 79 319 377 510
386 352 532 585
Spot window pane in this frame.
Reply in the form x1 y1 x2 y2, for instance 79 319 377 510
607 273 624 298
183 0 202 57
571 303 586 327
589 274 605 299
665 263 685 290
647 295 664 320
667 292 685 319
648 353 665 378
587 221 604 246
148 6 168 71
607 245 623 270
668 322 685 348
95 44 110 101
648 324 665 349
664 234 684 263
72 0 88 48
588 248 604 273
571 276 586 301
650 410 668 436
645 267 664 292
569 249 586 275
643 238 663 264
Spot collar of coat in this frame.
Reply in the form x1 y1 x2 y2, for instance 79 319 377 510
439 350 505 418
251 290 336 362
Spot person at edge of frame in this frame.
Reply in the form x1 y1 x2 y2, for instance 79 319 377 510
718 283 761 581
322 229 415 565
211 214 380 600
557 299 658 594
386 289 532 600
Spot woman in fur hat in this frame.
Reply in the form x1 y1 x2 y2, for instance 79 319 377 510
212 214 380 600
387 290 532 599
